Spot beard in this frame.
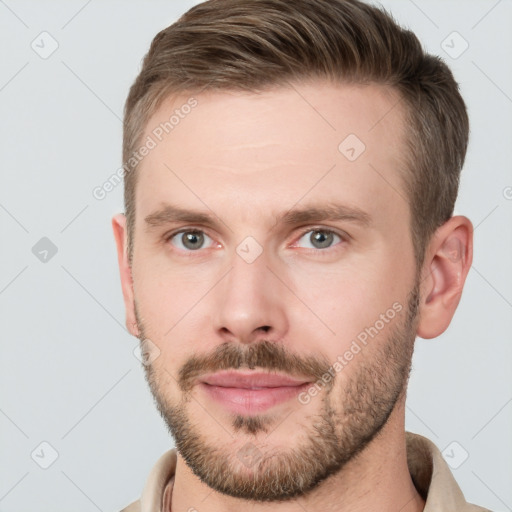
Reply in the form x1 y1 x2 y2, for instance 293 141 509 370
135 277 420 502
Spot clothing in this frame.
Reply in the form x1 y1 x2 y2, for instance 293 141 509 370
120 432 491 512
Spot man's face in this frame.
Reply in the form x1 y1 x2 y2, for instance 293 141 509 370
128 81 420 501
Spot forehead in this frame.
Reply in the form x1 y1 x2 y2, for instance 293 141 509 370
135 81 409 230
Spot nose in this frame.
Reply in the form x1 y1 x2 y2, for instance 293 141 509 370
212 247 289 345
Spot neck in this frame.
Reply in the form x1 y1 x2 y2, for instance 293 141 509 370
170 397 425 512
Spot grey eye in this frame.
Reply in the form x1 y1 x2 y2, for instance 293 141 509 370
297 230 341 250
170 230 212 251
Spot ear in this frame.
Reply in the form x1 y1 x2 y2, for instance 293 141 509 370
416 215 473 339
112 213 139 337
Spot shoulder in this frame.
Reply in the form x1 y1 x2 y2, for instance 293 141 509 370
119 498 140 512
405 432 494 512
118 448 177 512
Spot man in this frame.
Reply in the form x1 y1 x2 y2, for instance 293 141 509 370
112 0 490 510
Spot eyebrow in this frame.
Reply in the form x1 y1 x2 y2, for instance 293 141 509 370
144 202 372 230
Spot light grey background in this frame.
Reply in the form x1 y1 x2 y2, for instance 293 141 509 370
1 0 511 511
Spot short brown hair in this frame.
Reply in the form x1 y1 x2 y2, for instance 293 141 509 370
123 0 469 269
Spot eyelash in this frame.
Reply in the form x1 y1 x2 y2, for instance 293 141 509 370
164 226 347 256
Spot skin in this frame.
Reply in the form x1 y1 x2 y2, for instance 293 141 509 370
113 80 473 512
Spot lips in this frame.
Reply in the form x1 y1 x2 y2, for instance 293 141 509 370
199 371 312 415
200 370 310 389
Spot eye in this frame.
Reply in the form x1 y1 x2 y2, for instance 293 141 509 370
168 229 215 251
295 228 343 250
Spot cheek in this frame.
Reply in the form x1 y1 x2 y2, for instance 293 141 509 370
133 256 211 332
288 258 409 354
132 258 224 383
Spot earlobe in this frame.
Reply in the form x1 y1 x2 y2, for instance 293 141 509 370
416 216 473 339
112 213 140 337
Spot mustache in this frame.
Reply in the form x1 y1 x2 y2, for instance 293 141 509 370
178 340 333 393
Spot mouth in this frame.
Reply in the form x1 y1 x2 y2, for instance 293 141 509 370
201 370 311 388
198 371 312 414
